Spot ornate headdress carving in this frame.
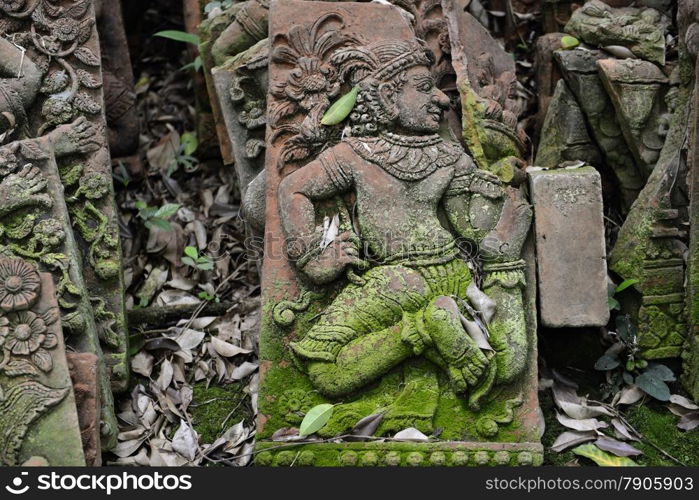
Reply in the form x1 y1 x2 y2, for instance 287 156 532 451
332 39 434 86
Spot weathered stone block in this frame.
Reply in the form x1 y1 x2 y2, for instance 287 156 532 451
555 48 645 212
529 167 609 327
0 258 85 466
535 79 602 169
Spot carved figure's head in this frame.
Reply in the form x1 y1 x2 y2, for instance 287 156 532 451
333 39 450 136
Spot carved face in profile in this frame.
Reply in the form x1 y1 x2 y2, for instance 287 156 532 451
387 65 450 134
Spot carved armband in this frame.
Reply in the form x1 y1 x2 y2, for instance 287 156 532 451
482 260 526 291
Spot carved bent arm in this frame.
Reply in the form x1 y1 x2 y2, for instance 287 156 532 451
278 157 348 250
443 164 532 401
278 154 360 284
442 158 506 247
0 37 42 110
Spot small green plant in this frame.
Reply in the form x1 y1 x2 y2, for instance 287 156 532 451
135 202 180 231
112 161 132 188
198 291 220 303
154 30 202 72
167 132 199 176
182 246 214 271
608 278 639 311
595 314 675 401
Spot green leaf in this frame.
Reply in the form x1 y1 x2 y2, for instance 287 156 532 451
181 132 198 156
134 200 147 210
644 363 675 382
184 246 199 259
154 30 200 46
146 218 173 231
196 259 214 271
561 35 580 50
182 256 197 268
572 443 639 466
635 372 671 401
615 315 635 343
594 354 621 371
615 278 639 294
155 203 180 218
608 296 620 311
299 403 334 437
321 86 359 126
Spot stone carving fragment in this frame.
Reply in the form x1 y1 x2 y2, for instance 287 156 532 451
597 58 668 174
256 0 541 466
555 48 645 212
0 257 85 465
535 79 602 169
608 65 690 359
0 0 125 448
443 0 527 171
565 0 669 65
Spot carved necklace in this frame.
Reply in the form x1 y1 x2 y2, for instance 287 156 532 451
345 131 462 181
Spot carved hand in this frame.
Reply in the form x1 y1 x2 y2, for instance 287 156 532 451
49 117 100 158
479 187 532 263
301 231 365 285
0 164 52 218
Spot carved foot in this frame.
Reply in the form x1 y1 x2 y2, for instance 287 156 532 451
423 296 490 393
0 165 52 218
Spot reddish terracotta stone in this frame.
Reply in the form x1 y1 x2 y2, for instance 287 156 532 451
67 352 102 466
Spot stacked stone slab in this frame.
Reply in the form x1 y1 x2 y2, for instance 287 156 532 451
0 0 128 455
535 0 698 395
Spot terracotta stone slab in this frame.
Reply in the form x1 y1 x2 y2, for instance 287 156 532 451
67 352 101 466
530 167 610 327
257 0 541 465
0 259 85 466
0 0 124 449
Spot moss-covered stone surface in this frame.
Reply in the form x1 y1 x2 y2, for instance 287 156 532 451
190 382 253 444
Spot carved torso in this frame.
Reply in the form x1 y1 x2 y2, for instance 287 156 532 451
317 134 471 262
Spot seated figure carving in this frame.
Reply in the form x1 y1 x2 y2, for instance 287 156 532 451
276 38 532 436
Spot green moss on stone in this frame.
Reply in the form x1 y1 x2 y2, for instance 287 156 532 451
190 382 252 444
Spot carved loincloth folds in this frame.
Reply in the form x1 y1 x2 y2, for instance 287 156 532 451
290 252 474 365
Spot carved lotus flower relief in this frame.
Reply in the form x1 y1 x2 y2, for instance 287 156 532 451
284 57 339 111
0 311 57 373
52 17 80 42
0 259 40 312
